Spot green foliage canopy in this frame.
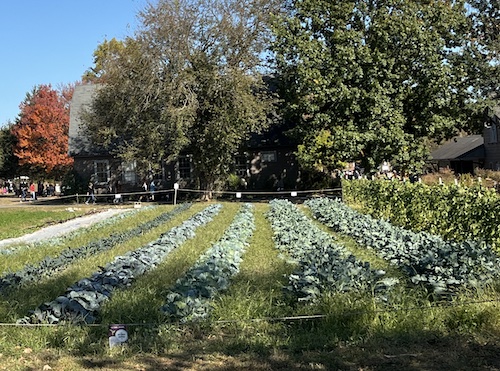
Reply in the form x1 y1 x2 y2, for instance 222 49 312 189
271 0 483 174
83 0 277 190
465 0 499 115
0 124 17 178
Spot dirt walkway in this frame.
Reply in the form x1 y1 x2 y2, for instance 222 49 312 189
0 208 129 248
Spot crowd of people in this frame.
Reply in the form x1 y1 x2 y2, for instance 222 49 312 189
1 180 14 194
83 177 161 204
1 179 58 201
140 179 158 202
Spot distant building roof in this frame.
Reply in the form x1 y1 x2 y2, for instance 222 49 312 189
429 135 484 161
68 84 107 156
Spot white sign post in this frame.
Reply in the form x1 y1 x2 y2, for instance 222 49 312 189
173 183 179 205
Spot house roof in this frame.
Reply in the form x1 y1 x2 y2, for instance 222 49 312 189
68 84 107 156
429 135 484 161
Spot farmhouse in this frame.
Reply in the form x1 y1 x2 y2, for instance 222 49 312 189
428 106 500 174
68 84 299 195
428 135 484 174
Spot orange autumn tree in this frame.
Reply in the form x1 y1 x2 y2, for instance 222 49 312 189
12 84 74 177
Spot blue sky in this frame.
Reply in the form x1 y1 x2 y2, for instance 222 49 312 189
0 0 150 127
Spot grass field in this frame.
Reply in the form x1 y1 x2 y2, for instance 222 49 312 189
0 206 88 240
0 200 499 370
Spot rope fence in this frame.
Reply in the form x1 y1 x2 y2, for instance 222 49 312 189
16 186 344 206
0 297 498 328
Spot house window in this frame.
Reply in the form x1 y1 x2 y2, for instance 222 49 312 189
122 161 137 184
178 155 192 179
93 160 110 184
235 154 248 177
261 151 277 163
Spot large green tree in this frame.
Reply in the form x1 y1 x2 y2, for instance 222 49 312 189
83 0 277 193
82 38 127 84
271 0 478 174
0 123 18 178
465 0 499 117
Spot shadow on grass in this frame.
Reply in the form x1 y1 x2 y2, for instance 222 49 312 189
0 269 84 320
8 269 500 370
66 328 500 370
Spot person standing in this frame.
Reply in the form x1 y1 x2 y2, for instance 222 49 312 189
139 180 148 201
20 181 27 201
85 180 95 204
149 180 156 201
38 180 44 197
29 182 36 201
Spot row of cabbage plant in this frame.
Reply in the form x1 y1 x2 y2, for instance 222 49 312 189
18 204 222 325
161 203 255 323
306 197 500 296
0 203 192 294
267 199 393 302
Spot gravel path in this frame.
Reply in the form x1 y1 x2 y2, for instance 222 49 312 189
0 208 129 248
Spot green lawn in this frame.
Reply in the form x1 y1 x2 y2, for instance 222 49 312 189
0 207 88 239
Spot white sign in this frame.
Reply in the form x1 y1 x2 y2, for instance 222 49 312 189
236 192 242 198
291 191 297 197
174 183 179 190
109 324 128 348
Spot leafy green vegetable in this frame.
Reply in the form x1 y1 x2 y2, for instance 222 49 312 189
267 199 395 302
161 203 255 322
0 203 191 293
18 204 222 325
307 197 500 297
